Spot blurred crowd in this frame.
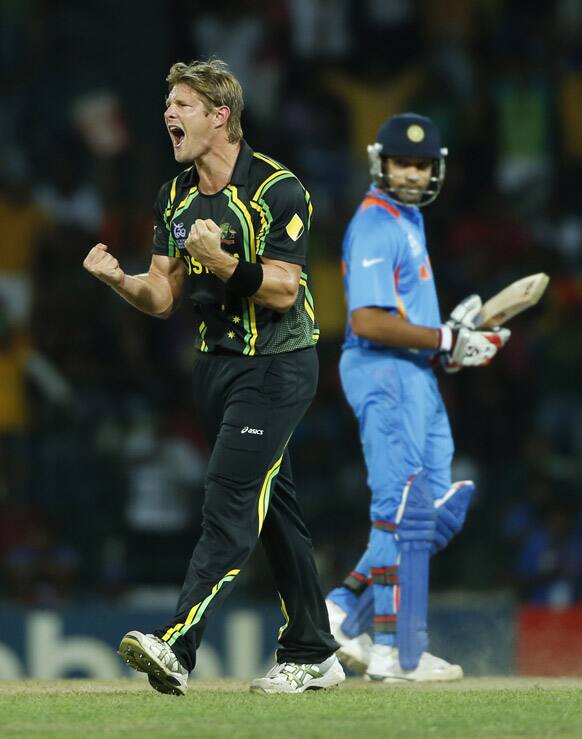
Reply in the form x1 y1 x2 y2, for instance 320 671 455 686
1 0 582 607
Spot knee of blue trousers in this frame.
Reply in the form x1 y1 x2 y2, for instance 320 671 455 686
369 479 405 523
367 454 412 522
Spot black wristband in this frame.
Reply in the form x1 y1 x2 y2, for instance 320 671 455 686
226 259 264 297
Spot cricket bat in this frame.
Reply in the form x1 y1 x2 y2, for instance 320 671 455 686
477 273 550 328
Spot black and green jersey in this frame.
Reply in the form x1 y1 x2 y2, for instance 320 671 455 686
152 141 319 356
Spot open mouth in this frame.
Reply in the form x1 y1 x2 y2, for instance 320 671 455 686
168 125 185 148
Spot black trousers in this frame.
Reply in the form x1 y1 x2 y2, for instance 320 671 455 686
154 347 337 671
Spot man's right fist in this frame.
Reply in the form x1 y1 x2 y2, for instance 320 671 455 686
83 243 125 288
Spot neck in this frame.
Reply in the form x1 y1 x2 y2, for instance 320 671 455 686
195 139 241 195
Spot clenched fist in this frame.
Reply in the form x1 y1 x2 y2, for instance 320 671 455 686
185 219 223 268
83 243 125 288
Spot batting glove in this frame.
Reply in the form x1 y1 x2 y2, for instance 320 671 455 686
447 294 482 330
437 325 511 369
436 295 483 373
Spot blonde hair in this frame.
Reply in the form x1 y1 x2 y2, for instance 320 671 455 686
166 58 244 144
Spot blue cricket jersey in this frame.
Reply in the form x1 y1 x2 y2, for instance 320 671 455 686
342 187 442 352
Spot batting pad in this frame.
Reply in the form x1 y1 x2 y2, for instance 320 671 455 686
395 469 436 671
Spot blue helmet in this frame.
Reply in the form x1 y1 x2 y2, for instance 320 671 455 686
368 112 448 207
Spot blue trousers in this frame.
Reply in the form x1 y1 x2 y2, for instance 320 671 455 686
330 347 454 645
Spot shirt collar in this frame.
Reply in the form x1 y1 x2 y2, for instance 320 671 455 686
368 186 420 220
230 140 254 185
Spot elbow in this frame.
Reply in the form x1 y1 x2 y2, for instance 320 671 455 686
155 287 182 319
154 300 178 320
156 310 173 320
270 281 299 313
350 309 376 341
350 312 367 339
276 295 297 313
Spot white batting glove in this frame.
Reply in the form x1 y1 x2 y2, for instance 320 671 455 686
437 325 511 369
438 295 483 373
447 294 482 330
438 294 504 373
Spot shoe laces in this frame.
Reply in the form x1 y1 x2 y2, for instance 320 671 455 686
148 635 186 674
271 662 322 687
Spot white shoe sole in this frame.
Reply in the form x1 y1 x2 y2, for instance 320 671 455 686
118 631 187 696
365 664 464 683
250 664 346 694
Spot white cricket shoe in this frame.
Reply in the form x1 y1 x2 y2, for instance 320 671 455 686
250 655 345 694
365 643 463 683
118 630 189 696
326 598 372 673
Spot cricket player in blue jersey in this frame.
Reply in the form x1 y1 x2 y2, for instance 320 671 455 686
325 113 510 682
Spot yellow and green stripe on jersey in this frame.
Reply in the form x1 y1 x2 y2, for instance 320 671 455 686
299 271 319 343
251 152 313 257
224 185 259 356
299 271 315 323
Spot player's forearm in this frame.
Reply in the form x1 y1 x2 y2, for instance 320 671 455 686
207 251 298 313
250 263 298 312
351 307 439 350
112 273 176 318
84 245 183 318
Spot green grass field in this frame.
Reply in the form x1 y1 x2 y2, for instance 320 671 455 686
1 678 581 738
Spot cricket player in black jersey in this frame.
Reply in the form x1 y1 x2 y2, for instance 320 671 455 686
83 58 343 695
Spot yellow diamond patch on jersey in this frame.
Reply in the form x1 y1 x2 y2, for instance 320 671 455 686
286 213 304 241
407 124 425 143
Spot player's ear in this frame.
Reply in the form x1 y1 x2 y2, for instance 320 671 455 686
214 105 231 130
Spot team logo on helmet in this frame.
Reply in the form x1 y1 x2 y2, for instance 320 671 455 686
368 113 447 207
407 124 425 143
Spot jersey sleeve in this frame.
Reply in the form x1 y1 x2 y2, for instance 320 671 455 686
346 207 403 313
151 180 176 257
258 176 310 265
